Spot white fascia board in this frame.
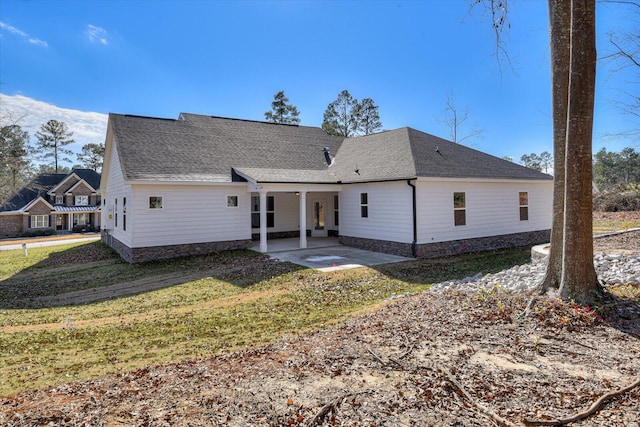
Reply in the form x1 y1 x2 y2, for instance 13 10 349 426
127 180 248 187
100 121 115 195
232 169 257 184
64 179 97 194
47 173 80 195
415 176 553 185
254 183 343 193
23 196 55 212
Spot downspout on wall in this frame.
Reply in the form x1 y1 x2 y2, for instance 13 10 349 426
407 179 418 258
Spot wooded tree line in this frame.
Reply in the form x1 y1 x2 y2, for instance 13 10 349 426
593 147 640 189
0 118 104 203
516 147 640 190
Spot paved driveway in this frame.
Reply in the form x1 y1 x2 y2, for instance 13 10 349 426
267 246 412 272
0 234 101 251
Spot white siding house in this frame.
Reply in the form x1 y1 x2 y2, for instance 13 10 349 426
100 113 553 263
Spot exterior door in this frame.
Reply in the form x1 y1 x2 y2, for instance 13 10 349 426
312 200 327 237
55 214 64 230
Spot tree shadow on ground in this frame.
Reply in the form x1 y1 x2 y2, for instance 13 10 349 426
600 289 640 340
0 241 304 309
374 245 534 286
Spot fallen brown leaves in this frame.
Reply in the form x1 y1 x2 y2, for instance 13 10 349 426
2 287 638 426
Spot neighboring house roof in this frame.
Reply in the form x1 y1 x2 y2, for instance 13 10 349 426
72 169 102 190
0 174 65 212
0 169 101 213
107 113 552 185
48 169 101 195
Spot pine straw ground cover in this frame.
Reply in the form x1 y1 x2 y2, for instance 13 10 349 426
1 284 639 426
0 224 639 426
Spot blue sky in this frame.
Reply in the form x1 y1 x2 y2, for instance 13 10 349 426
0 0 637 166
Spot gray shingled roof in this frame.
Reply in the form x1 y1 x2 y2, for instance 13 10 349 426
71 169 102 190
108 113 551 185
329 128 417 182
328 127 551 183
0 169 101 212
110 113 343 182
406 128 551 180
0 174 65 212
233 168 338 184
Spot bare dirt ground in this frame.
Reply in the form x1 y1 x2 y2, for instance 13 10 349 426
1 226 639 426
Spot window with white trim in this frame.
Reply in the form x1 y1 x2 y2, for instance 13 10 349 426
334 194 339 226
74 212 89 226
149 196 163 209
30 215 49 228
55 195 64 205
454 192 466 226
251 195 274 228
114 198 118 228
360 193 368 218
75 195 89 206
519 192 529 221
123 197 127 231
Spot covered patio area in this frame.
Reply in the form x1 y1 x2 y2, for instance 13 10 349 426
251 237 412 272
250 236 339 253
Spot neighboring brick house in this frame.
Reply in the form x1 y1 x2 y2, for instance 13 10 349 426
0 169 101 238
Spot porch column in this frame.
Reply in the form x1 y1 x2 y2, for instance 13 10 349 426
259 190 268 253
68 213 73 231
299 191 307 249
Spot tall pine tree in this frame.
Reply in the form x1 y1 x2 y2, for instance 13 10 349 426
77 142 105 172
355 98 382 135
264 91 301 124
322 90 383 137
35 120 74 173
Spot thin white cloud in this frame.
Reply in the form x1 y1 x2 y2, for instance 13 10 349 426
0 93 108 160
0 21 27 37
0 21 48 47
28 38 48 47
86 24 109 45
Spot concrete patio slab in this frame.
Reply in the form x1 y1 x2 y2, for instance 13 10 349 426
266 245 413 272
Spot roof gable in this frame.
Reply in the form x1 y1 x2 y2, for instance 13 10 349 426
23 196 54 212
406 128 552 180
48 169 100 195
330 128 417 183
65 179 97 194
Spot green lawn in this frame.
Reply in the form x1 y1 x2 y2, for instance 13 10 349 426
0 241 533 396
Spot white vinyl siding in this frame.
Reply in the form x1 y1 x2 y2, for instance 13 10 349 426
102 142 132 246
339 182 413 243
131 185 250 248
416 180 552 244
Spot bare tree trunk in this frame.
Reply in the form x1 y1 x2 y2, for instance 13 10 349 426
559 0 602 304
539 0 571 292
